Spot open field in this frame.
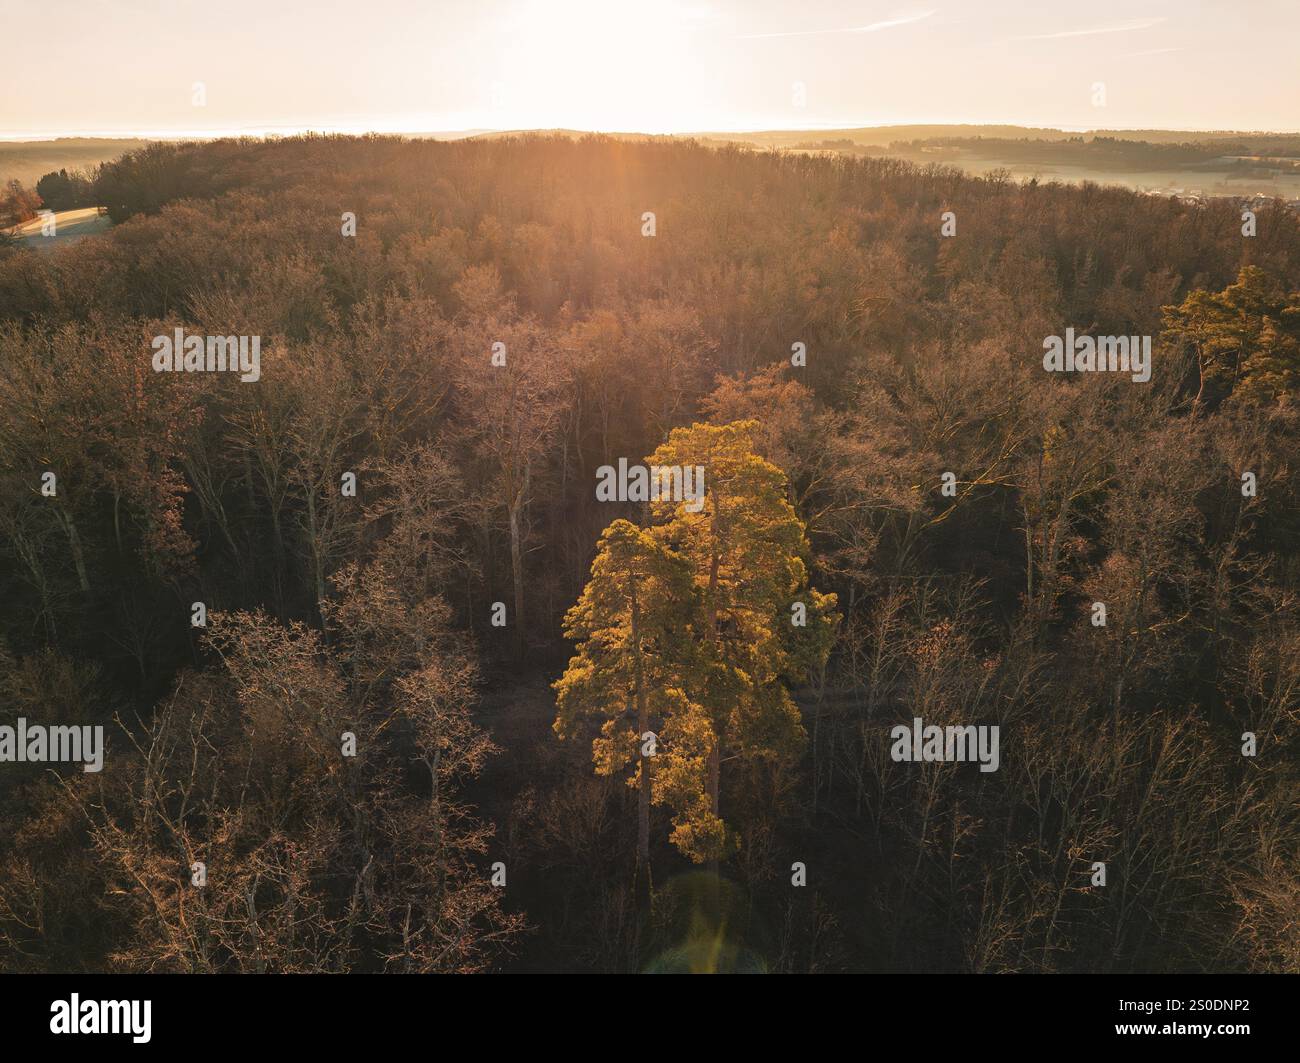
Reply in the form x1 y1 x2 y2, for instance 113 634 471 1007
868 150 1300 200
9 206 112 249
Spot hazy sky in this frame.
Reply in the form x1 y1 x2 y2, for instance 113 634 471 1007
3 0 1297 137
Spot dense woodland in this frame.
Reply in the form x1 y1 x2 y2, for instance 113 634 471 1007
0 133 1298 973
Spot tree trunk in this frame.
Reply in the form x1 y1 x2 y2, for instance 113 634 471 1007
630 587 652 894
507 460 531 660
509 503 524 659
707 741 721 827
705 502 723 867
303 483 331 642
1192 348 1208 416
56 510 91 593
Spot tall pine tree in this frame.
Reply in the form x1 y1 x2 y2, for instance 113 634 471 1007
553 519 695 888
555 422 837 869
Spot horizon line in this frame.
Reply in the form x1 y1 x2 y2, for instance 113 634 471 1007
6 120 1300 143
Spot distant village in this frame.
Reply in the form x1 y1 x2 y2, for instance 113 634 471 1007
1138 188 1300 212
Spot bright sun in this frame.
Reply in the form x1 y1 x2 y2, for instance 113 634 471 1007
483 0 723 132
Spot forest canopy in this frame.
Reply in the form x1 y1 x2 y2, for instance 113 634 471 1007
0 133 1297 973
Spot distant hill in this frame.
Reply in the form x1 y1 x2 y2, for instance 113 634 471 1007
701 124 1079 147
697 126 1300 152
458 125 1300 199
463 124 1300 156
0 138 150 186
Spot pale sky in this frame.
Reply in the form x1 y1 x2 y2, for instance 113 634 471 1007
2 0 1297 138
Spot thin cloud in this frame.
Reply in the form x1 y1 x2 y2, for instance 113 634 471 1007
1012 16 1166 42
739 11 936 40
